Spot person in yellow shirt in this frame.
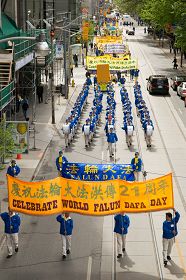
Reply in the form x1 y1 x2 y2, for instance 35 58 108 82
56 151 68 176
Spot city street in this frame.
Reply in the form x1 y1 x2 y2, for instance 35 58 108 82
1 19 186 280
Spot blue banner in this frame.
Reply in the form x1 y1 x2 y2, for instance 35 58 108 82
62 162 135 181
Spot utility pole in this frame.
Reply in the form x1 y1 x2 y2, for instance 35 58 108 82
50 27 55 124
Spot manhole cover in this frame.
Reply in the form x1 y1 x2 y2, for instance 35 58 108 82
3 197 8 202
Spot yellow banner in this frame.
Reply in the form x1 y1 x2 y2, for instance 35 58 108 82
82 21 89 41
86 55 137 71
96 36 123 44
7 174 174 216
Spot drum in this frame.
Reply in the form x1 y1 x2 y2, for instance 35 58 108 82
84 125 90 135
146 125 153 136
127 125 134 136
63 124 70 134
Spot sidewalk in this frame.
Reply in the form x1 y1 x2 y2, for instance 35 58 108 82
147 35 186 74
0 65 86 233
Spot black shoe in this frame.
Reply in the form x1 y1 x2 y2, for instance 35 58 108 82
122 248 125 252
167 256 171 260
117 254 122 259
15 247 19 253
164 260 168 266
62 255 66 260
66 249 70 255
6 255 12 259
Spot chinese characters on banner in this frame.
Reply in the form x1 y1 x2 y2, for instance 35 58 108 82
7 173 174 216
86 55 137 71
95 36 123 44
62 163 135 181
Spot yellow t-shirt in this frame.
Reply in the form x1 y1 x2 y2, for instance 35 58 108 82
59 156 62 167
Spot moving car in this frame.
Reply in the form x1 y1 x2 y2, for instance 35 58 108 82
146 75 169 95
177 82 186 98
128 30 135 35
171 75 186 91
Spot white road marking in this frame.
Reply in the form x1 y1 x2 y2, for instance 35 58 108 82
87 256 92 280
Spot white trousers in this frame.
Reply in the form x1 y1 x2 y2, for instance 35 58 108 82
146 135 152 146
84 134 89 146
163 238 174 260
116 233 126 255
134 171 140 181
64 134 69 146
6 233 18 255
126 134 132 146
61 235 72 256
108 142 114 156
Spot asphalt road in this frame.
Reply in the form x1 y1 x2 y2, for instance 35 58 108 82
1 25 186 280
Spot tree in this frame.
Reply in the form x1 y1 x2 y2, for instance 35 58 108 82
0 120 15 164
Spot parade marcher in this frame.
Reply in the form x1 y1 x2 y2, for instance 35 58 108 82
143 119 154 147
114 213 130 258
131 152 142 181
56 151 68 176
82 119 91 148
116 71 121 82
86 70 91 78
86 76 92 86
94 75 97 87
56 213 73 260
7 160 20 177
122 120 134 147
120 76 126 85
0 208 21 258
162 209 180 266
62 119 71 148
106 127 118 158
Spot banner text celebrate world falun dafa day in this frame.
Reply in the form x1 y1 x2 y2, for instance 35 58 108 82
7 173 174 216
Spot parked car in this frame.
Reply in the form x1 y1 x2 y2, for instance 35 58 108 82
177 82 186 98
128 30 135 35
146 75 169 95
171 75 186 91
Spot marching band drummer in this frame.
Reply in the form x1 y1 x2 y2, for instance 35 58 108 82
122 120 134 148
82 119 91 148
143 119 154 148
62 119 71 148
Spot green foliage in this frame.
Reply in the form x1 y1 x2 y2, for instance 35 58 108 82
114 0 186 50
0 120 15 160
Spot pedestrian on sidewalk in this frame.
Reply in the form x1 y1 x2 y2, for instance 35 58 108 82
56 213 73 260
73 54 78 67
7 160 20 177
70 64 73 77
37 83 44 103
162 208 180 266
56 151 68 176
172 57 178 69
184 97 186 108
114 212 130 258
144 27 146 33
21 97 29 120
0 208 21 258
131 152 142 181
106 127 118 158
